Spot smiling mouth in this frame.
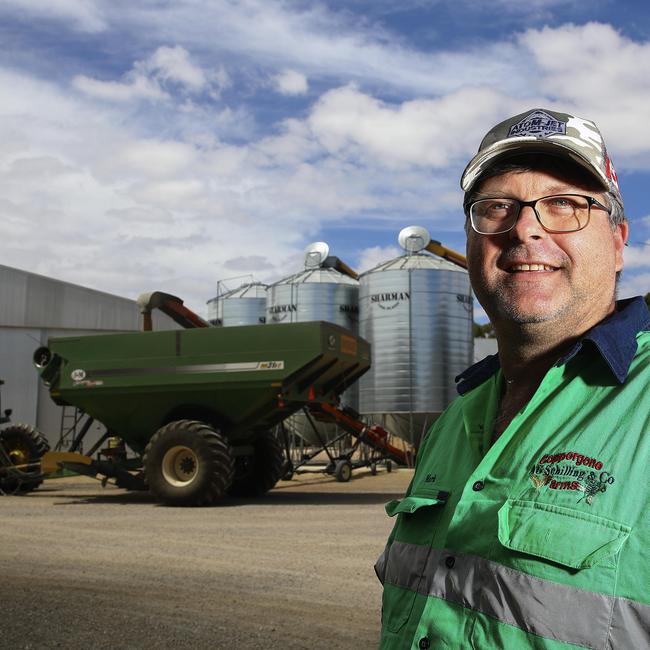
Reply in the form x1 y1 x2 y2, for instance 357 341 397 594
507 263 558 272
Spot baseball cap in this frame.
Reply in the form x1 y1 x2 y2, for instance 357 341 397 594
460 108 621 199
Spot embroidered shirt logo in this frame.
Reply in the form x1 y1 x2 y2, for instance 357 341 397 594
508 110 567 139
529 451 615 505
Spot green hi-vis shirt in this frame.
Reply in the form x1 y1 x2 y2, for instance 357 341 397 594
376 297 650 649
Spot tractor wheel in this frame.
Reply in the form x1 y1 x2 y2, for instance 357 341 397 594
0 424 50 494
334 459 352 483
144 420 234 506
227 431 285 498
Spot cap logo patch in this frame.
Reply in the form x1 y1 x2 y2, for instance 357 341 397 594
508 110 566 139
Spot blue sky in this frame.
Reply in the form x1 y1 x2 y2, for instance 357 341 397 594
1 0 649 319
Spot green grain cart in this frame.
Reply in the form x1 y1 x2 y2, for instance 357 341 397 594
11 320 369 506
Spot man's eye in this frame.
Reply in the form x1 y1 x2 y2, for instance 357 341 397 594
547 197 575 209
486 202 512 213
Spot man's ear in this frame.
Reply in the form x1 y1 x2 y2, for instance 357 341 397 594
614 221 628 273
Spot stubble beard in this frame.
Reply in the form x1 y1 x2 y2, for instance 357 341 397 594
477 276 616 339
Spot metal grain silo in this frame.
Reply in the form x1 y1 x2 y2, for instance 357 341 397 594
220 282 267 326
267 243 359 443
206 295 223 326
266 243 358 331
358 226 473 447
206 282 267 327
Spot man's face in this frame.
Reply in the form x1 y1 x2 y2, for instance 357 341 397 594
466 167 628 334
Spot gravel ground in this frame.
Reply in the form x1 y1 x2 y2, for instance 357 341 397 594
0 467 412 650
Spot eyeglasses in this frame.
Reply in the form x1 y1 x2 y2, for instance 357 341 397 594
467 194 611 235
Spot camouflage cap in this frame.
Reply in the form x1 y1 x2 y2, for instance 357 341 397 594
461 108 621 200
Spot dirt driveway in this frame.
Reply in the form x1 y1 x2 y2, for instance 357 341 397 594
0 467 411 649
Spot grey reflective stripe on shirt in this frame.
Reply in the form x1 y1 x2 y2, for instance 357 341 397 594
375 545 389 585
384 541 650 649
609 597 650 649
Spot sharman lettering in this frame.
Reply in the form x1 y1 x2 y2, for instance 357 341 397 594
269 304 297 314
370 292 410 303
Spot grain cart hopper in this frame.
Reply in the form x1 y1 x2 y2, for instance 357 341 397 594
31 316 370 506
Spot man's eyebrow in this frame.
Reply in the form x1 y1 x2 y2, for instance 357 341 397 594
540 183 586 194
469 192 518 201
473 184 589 199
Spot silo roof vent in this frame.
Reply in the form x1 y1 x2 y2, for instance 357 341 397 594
304 242 330 268
398 226 431 254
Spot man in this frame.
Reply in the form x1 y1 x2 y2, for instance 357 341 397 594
375 108 650 649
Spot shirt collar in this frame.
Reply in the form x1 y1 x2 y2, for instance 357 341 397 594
456 296 650 395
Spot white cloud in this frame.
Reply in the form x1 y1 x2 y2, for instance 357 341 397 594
0 0 107 32
356 245 401 272
254 118 320 166
72 46 222 105
618 272 650 299
115 140 198 179
111 0 531 98
472 0 573 11
308 84 517 168
0 66 285 312
223 255 274 272
138 45 207 91
623 243 650 269
6 63 459 313
274 69 308 95
72 73 167 103
519 23 650 163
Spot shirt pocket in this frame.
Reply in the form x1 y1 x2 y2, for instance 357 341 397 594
380 489 449 634
498 498 631 570
386 482 450 544
493 499 632 648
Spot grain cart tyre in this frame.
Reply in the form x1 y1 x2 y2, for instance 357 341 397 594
144 420 234 506
228 431 285 498
0 424 50 494
334 459 352 483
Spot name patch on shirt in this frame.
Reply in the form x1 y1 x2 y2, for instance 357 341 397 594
529 451 616 505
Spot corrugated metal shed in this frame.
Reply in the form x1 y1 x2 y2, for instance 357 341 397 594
0 264 180 447
0 264 171 330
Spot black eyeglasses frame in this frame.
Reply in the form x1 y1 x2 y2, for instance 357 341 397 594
466 193 611 235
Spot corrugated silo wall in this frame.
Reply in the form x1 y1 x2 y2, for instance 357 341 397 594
266 273 359 444
358 264 473 446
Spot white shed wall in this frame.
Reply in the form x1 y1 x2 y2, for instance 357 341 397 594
0 265 182 450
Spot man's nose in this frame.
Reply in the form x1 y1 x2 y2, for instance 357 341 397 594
509 205 545 240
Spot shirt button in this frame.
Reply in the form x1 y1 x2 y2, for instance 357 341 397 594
418 637 431 649
445 556 455 569
472 480 485 491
